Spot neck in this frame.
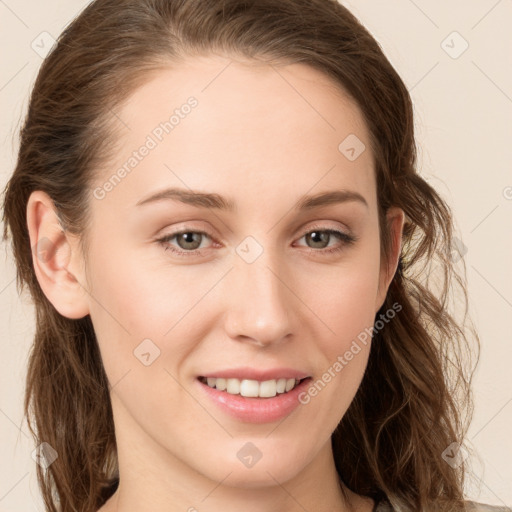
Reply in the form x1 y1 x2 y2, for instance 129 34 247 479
98 395 375 512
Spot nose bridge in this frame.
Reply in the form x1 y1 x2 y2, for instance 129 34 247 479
223 244 292 346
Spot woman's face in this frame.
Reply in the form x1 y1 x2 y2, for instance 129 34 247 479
64 55 403 489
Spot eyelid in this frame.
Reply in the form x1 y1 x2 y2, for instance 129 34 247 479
155 220 217 241
300 221 354 239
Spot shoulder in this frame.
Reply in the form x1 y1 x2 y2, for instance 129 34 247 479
374 500 512 512
464 501 512 512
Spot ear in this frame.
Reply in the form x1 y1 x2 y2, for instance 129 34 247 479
375 206 405 314
26 190 90 319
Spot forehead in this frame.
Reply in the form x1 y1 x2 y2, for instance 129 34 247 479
93 55 376 213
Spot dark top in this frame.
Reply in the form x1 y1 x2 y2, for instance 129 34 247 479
374 498 512 511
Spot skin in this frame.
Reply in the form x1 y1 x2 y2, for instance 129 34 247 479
27 55 404 512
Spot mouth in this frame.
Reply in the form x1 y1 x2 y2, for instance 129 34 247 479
197 376 311 398
196 375 313 424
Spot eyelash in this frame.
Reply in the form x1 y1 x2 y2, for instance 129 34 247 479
156 224 357 258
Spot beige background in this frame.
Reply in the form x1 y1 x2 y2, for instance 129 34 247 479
1 0 511 509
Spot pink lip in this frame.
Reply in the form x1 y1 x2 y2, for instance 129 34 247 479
199 366 310 381
196 376 313 424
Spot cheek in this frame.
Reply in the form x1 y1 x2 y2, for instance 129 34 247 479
301 259 381 419
87 243 200 336
306 245 382 348
323 271 379 338
85 244 212 386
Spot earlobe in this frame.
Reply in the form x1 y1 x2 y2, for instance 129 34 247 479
375 206 405 313
26 191 90 319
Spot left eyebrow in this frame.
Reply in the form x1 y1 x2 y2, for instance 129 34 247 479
135 187 368 211
295 190 368 210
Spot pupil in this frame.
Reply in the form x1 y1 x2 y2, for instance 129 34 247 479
180 232 200 249
309 231 328 248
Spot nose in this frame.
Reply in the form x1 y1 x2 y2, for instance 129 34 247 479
222 252 293 348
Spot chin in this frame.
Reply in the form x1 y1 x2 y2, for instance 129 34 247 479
201 450 303 489
212 467 298 489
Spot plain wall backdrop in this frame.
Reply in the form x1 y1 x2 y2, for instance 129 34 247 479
1 0 511 509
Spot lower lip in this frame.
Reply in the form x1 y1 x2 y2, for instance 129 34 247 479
196 377 312 424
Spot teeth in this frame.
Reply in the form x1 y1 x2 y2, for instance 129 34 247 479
202 377 302 397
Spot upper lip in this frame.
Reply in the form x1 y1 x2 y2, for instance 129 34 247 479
199 367 311 381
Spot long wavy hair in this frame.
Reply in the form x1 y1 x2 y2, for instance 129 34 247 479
1 0 480 511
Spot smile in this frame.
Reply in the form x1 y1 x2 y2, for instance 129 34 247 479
198 376 306 398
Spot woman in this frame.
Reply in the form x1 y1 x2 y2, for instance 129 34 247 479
2 0 509 511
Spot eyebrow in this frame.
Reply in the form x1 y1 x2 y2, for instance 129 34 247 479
135 187 368 211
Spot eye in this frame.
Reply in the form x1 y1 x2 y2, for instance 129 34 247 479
157 230 214 256
295 225 357 255
156 224 358 258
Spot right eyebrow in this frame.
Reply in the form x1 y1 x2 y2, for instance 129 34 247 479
136 187 236 211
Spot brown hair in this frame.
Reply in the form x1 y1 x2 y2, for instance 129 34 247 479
2 0 480 511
